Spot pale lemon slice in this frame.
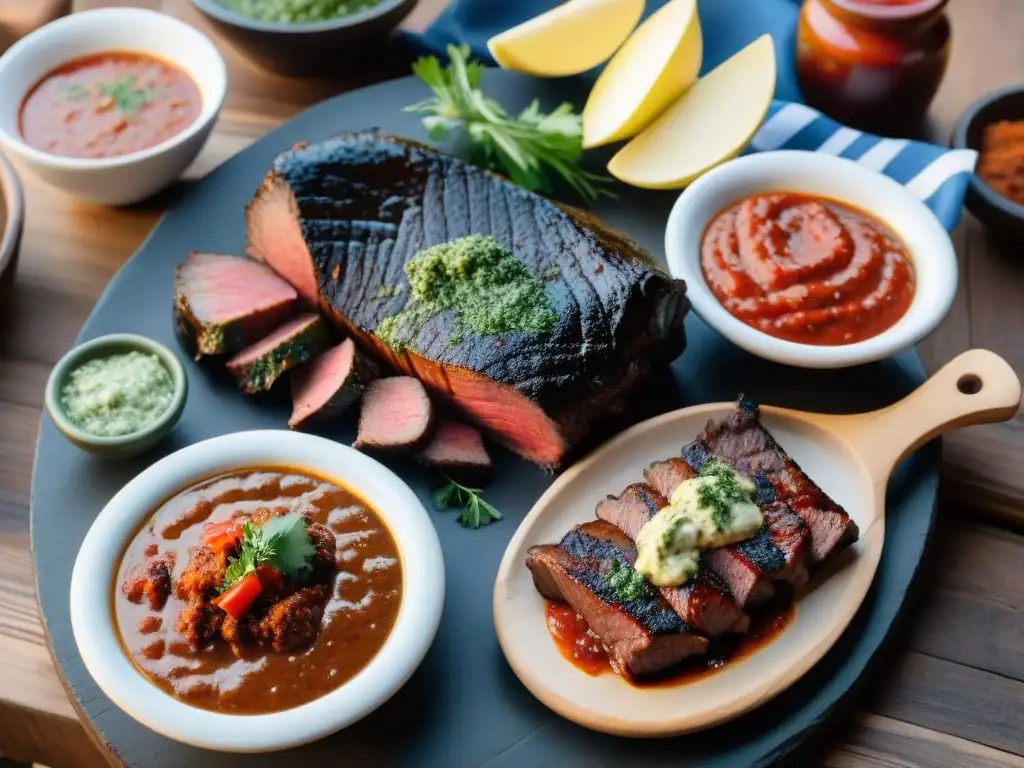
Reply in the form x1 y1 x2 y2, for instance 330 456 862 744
487 0 645 78
608 34 777 190
582 0 702 149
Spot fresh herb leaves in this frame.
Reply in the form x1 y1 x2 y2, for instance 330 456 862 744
433 475 503 529
219 513 316 592
604 557 654 603
65 75 158 116
404 44 613 203
697 459 757 532
98 75 157 116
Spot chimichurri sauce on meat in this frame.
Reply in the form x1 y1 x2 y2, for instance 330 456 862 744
115 468 402 714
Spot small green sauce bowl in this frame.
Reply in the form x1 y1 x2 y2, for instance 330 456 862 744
44 334 188 460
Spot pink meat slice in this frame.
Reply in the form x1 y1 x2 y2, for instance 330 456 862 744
416 419 493 484
289 338 364 428
183 252 298 322
353 377 435 453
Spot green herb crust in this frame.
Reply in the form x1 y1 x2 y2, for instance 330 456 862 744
375 234 557 351
697 459 758 532
228 317 331 394
604 557 655 603
224 0 385 24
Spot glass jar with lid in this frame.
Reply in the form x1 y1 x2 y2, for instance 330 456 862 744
796 0 951 134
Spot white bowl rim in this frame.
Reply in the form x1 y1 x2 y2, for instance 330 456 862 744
69 430 445 752
189 0 414 32
664 150 958 369
0 7 227 171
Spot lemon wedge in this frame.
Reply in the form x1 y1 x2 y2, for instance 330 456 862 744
581 0 702 149
487 0 645 78
608 34 777 189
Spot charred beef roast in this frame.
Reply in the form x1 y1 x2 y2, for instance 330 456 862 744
245 131 688 468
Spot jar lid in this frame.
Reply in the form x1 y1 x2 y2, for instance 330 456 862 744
830 0 947 20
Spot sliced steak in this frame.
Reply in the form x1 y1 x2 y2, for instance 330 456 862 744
353 377 435 453
561 520 749 636
226 313 331 394
245 131 689 468
595 483 665 541
526 544 707 677
643 457 696 498
289 338 374 428
174 252 298 359
695 396 859 563
416 418 493 485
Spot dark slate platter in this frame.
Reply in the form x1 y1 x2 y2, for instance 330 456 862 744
30 71 939 768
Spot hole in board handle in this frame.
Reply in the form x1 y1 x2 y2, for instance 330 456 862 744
957 374 983 395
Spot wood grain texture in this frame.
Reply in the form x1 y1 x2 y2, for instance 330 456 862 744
1 0 1023 766
917 0 1024 526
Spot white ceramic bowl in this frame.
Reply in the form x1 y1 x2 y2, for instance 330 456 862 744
0 8 227 206
665 151 958 369
70 431 445 752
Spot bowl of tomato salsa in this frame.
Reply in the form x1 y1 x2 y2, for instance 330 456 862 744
665 151 957 368
0 8 226 206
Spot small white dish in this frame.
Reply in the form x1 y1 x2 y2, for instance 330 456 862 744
0 8 227 206
70 430 445 752
664 151 958 369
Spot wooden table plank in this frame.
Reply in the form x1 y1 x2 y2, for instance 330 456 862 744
822 715 1024 768
917 0 1024 526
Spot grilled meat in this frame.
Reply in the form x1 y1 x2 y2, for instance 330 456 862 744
245 131 689 468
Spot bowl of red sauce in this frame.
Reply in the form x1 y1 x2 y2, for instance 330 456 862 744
0 8 226 206
665 151 957 368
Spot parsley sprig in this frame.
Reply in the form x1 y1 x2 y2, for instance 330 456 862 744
404 44 613 203
433 475 503 529
220 513 316 592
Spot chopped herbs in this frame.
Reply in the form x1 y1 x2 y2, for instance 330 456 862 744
433 475 503 529
404 44 613 203
375 235 557 351
697 459 757 532
220 513 316 592
97 75 158 116
225 0 385 23
604 557 655 603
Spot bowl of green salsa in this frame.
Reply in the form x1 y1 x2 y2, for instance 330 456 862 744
45 334 188 459
189 0 419 77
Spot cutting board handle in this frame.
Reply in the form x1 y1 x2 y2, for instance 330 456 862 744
827 349 1021 483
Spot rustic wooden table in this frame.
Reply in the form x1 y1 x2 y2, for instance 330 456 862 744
0 1 1021 766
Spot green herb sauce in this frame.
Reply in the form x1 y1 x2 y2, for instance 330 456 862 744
375 235 557 351
697 458 757 532
60 351 174 437
604 557 654 603
224 0 385 23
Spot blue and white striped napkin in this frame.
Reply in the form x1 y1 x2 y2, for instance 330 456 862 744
408 0 977 232
752 102 977 229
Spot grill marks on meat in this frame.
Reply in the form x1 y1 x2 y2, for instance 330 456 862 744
526 542 707 677
562 520 749 637
594 483 756 626
244 131 689 467
695 396 859 563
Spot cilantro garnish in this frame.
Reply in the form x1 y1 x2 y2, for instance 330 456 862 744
219 512 316 593
433 475 503 529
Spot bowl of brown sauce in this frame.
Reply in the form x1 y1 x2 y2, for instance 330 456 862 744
69 430 444 751
0 7 226 206
665 150 958 369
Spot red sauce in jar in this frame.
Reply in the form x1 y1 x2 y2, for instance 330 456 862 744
544 591 795 685
795 0 950 134
700 192 915 346
19 51 202 160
